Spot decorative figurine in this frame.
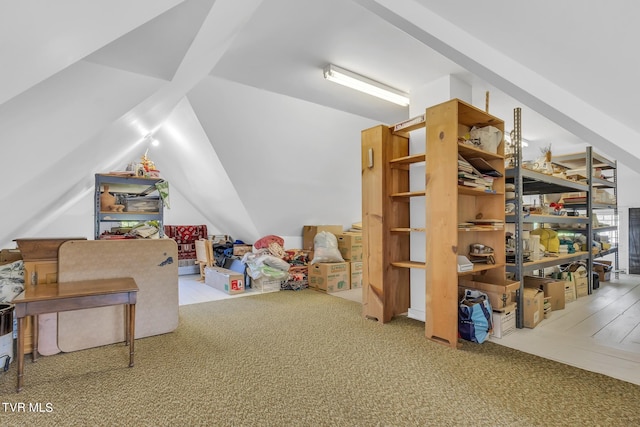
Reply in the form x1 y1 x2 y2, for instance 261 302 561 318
100 185 125 212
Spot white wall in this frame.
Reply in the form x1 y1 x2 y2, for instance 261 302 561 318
186 76 378 243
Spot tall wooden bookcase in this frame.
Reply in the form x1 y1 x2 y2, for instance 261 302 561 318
362 99 505 348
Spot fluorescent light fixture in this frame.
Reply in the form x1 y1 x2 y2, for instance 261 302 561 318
323 64 410 107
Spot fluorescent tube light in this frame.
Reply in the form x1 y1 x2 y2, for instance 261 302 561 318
323 64 410 107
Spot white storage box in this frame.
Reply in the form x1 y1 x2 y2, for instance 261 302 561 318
252 276 281 292
205 266 245 295
491 304 516 339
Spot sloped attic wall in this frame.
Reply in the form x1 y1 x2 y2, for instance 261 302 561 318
0 60 168 248
186 76 378 244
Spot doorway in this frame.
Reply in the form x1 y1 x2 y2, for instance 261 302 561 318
629 208 640 274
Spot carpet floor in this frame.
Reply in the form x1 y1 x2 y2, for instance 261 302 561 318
1 289 639 426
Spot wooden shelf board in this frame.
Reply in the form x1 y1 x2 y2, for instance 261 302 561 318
390 190 426 198
594 247 618 258
390 153 426 166
563 202 617 210
390 114 426 133
458 185 499 196
505 167 588 195
457 142 504 161
458 263 505 276
458 226 504 232
506 251 590 273
593 226 618 233
552 151 615 169
505 213 589 224
391 260 426 269
391 227 426 233
592 177 616 188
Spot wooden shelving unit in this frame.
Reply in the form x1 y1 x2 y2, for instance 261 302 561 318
361 98 505 349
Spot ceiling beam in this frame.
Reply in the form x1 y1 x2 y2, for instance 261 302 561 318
354 0 640 169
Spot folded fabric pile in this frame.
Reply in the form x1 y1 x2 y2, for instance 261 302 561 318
0 260 24 303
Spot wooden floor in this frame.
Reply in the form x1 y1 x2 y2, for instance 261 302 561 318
493 275 640 386
178 274 640 386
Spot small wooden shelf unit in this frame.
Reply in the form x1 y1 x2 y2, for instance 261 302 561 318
361 98 506 348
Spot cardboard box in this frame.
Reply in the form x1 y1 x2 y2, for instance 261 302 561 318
302 225 343 251
491 303 516 339
337 232 363 261
524 276 565 311
523 287 544 328
124 196 161 212
204 266 245 295
233 244 253 257
252 276 281 292
0 249 22 265
350 261 363 289
308 262 350 292
564 280 576 303
458 277 519 310
594 260 613 282
573 275 588 298
566 264 589 298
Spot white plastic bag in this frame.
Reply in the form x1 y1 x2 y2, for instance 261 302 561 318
241 252 290 279
469 126 502 154
310 231 344 264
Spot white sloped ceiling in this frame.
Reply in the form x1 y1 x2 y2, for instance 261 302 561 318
0 0 184 105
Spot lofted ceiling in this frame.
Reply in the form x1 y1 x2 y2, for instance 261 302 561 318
208 0 640 158
1 0 638 246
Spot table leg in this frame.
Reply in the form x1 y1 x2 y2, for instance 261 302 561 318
128 304 135 368
17 317 25 393
32 314 39 362
125 304 130 346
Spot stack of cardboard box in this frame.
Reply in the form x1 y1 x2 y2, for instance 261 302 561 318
337 232 363 290
303 225 351 293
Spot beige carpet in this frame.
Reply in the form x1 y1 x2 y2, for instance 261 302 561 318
1 289 639 426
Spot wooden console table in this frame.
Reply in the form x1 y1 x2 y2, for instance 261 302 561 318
13 277 138 392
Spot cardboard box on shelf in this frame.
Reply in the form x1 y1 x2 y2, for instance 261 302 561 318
524 276 565 311
337 232 363 261
302 225 343 251
523 287 544 328
491 303 516 339
594 260 613 282
350 261 363 289
204 266 245 295
458 277 519 310
308 262 350 292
